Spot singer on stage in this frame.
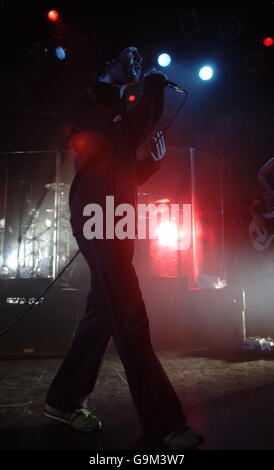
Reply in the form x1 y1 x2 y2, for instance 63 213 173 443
44 40 204 450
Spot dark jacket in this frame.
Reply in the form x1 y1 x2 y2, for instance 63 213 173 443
69 74 165 235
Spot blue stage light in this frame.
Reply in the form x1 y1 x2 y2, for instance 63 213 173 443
55 47 66 60
199 65 213 80
157 53 171 67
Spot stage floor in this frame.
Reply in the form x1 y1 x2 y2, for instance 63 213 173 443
1 347 274 450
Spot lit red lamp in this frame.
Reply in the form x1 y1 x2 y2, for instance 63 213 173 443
48 10 59 22
263 37 273 47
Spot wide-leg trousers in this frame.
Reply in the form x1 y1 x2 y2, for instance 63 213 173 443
46 234 186 438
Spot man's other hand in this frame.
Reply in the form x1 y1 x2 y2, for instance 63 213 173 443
147 131 166 162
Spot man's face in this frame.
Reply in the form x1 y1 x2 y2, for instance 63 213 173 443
110 46 142 85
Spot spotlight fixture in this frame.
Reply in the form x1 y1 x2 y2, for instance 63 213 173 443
198 65 214 81
157 53 171 67
48 10 59 22
263 37 273 47
55 46 66 60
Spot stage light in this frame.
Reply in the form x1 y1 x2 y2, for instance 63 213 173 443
45 219 53 228
154 199 170 203
128 95 136 102
263 37 273 47
48 10 59 22
213 278 227 289
7 251 18 270
199 65 213 81
179 9 200 36
157 53 171 67
55 46 66 60
219 18 242 40
156 222 179 248
245 52 264 72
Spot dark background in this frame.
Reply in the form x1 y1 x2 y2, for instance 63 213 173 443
0 1 273 354
0 1 273 286
0 1 273 165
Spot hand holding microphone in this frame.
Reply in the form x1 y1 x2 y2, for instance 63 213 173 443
144 66 168 81
144 67 187 93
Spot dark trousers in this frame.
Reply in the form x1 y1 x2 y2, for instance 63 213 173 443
46 234 186 438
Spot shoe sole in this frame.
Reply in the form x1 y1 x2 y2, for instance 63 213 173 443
44 411 102 432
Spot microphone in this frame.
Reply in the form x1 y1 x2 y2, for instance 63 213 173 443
165 80 187 93
144 69 187 93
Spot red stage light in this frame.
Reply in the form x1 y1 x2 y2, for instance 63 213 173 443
263 37 274 47
128 95 136 102
156 222 179 248
48 10 59 22
154 198 171 204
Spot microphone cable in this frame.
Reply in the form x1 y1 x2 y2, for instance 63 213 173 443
145 90 188 152
0 90 189 339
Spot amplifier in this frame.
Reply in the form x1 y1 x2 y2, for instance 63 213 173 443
0 280 81 356
179 287 246 352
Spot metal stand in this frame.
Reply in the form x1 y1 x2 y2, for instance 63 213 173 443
189 147 199 286
219 157 226 280
0 149 73 280
52 151 62 279
0 161 8 268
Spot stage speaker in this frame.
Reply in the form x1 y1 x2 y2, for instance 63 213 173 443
139 276 189 349
0 279 81 356
179 287 246 352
